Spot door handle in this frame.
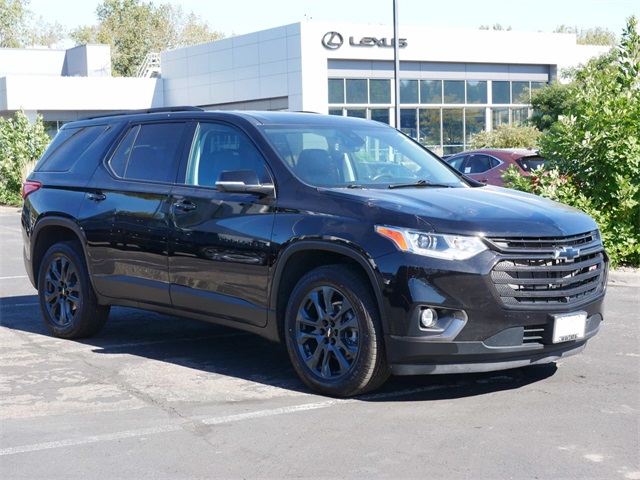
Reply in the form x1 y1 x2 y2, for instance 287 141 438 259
173 201 196 212
87 192 106 202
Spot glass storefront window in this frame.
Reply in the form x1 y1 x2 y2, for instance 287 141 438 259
465 108 485 144
328 108 343 116
420 80 442 104
512 81 530 104
42 121 59 139
370 108 390 124
442 108 464 149
443 145 464 156
419 109 441 147
328 79 344 103
492 81 510 104
400 80 419 104
346 79 367 104
400 108 417 137
466 81 487 104
346 108 367 118
370 79 391 104
530 82 547 93
511 107 529 125
492 108 510 129
443 80 465 104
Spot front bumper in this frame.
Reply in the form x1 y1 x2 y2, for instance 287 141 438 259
386 312 602 375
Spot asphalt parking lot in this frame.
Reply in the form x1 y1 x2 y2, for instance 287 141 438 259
1 205 638 479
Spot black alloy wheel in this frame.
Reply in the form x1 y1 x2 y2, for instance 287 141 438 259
38 241 110 339
285 265 389 397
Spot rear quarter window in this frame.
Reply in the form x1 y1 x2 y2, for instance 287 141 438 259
37 125 109 172
517 155 547 172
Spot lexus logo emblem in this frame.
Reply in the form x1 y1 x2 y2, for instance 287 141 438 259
322 31 344 49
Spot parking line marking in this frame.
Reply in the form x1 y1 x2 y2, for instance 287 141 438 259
0 424 182 456
0 276 28 280
0 302 38 307
0 385 449 456
202 400 349 425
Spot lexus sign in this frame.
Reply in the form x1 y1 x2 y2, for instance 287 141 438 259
321 31 407 50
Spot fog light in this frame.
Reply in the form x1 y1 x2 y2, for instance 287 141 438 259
420 308 438 329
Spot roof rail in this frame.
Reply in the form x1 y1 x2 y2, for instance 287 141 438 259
82 106 204 120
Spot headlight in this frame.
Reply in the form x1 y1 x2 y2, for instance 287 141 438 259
375 225 487 260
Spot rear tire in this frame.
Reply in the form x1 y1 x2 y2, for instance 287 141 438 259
38 241 110 339
285 265 390 397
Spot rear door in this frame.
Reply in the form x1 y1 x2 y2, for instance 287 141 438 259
168 121 276 327
81 121 192 306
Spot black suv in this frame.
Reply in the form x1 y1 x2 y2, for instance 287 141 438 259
22 108 608 397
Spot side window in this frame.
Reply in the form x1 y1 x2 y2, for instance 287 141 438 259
109 122 187 183
447 155 467 172
109 126 138 177
185 123 271 188
38 125 109 172
465 154 495 174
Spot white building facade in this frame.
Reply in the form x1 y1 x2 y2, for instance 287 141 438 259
2 22 607 153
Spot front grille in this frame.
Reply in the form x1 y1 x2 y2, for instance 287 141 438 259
488 232 607 310
487 230 599 253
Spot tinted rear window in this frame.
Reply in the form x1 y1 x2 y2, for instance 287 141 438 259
38 125 109 172
109 122 187 183
516 155 546 172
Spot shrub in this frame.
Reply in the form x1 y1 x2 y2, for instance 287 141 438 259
469 123 541 149
0 110 50 205
501 17 640 267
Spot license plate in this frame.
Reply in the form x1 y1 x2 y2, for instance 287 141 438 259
552 312 587 343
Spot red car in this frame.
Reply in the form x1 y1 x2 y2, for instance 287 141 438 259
445 148 546 187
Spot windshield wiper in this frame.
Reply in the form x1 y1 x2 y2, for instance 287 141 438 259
388 179 451 189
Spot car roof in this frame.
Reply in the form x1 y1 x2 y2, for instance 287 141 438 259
447 148 542 160
71 108 383 129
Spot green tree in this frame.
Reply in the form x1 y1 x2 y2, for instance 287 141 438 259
0 0 65 47
0 0 27 47
529 81 576 130
469 124 541 149
554 25 617 46
71 0 225 77
0 110 50 205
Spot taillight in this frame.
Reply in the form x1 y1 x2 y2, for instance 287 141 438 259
22 181 42 199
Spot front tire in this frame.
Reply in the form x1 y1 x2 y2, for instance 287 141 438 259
285 265 390 397
38 241 110 339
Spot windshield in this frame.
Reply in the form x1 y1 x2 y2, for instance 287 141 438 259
261 123 465 188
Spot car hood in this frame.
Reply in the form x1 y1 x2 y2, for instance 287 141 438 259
327 185 598 237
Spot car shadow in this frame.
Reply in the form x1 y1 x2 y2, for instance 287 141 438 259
1 294 558 401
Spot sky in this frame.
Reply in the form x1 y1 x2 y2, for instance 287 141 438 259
28 0 640 38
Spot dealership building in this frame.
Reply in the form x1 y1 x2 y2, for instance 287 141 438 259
1 22 608 154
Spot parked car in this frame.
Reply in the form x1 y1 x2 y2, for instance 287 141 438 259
22 108 607 397
445 148 546 186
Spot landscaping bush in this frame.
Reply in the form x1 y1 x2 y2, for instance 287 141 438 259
503 16 640 267
0 110 50 205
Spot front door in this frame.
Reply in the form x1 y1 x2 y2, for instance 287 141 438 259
168 122 276 327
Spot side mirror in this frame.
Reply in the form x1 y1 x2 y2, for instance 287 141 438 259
216 169 275 197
